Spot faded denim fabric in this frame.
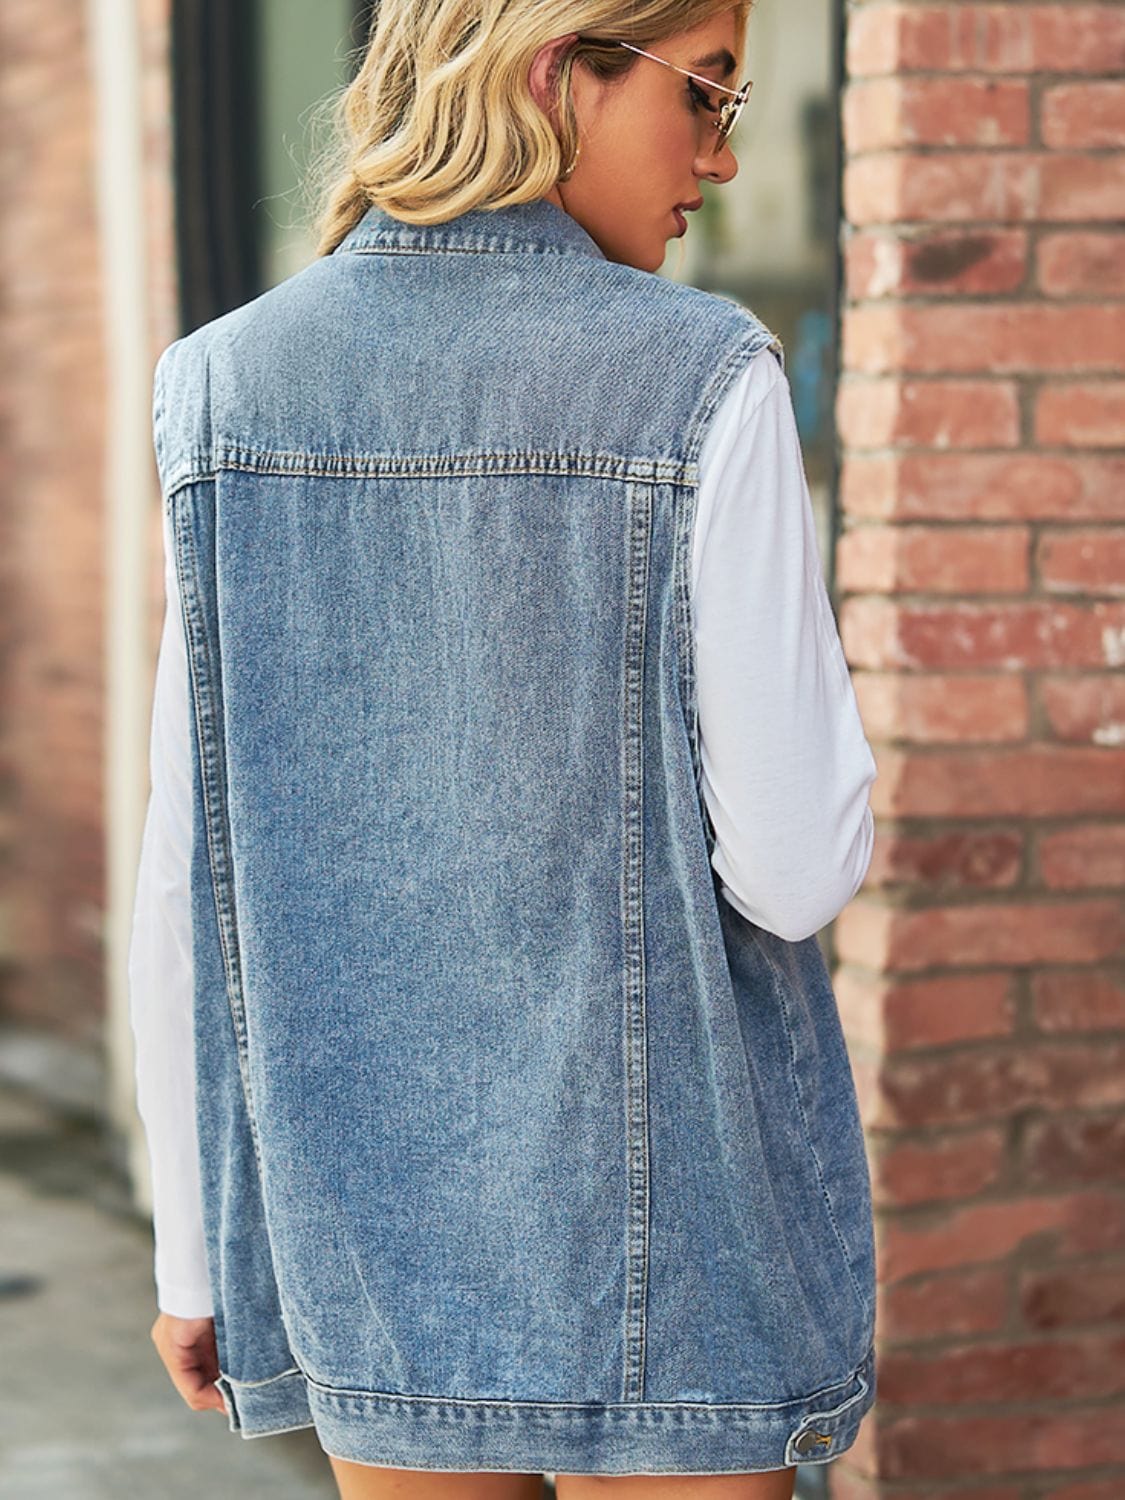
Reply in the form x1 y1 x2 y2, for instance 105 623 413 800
152 196 876 1474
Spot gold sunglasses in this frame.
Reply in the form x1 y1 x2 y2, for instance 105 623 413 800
600 40 753 146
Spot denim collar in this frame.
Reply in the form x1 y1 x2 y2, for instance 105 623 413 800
333 196 607 261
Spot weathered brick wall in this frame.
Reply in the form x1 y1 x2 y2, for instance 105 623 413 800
833 5 1125 1495
0 2 109 1045
0 0 174 1048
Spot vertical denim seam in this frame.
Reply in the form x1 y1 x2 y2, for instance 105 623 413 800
755 941 872 1331
173 483 269 1179
620 480 652 1404
672 478 716 858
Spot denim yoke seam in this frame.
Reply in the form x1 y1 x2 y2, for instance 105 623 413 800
754 940 872 1331
349 245 574 258
208 445 692 486
621 479 652 1404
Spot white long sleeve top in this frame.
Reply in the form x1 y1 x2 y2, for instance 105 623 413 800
128 344 877 1318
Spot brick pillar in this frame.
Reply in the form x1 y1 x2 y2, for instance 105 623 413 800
0 2 109 1045
0 0 175 1054
833 5 1125 1495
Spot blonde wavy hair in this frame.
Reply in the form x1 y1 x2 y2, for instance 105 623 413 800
307 1 750 256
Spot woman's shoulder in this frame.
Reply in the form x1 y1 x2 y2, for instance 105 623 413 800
151 260 339 488
556 260 785 452
588 256 779 353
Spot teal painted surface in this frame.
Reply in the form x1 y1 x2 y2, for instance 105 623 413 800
255 0 355 287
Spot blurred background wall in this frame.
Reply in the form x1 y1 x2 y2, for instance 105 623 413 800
0 0 177 1077
0 1 1122 1495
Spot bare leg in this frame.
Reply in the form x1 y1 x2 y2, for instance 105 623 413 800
326 1455 545 1500
554 1468 797 1500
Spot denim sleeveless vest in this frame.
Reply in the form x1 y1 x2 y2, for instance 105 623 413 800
152 196 876 1474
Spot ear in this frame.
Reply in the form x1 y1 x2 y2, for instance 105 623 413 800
528 32 579 127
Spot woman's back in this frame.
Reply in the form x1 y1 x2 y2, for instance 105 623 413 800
148 195 875 1472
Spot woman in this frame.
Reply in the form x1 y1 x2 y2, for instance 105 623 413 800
129 3 878 1498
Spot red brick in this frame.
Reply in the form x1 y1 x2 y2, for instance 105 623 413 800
1039 1482 1125 1500
879 1189 1125 1283
850 1048 881 1128
846 228 1028 299
1042 155 1125 221
1029 5 1125 72
878 1332 1125 1404
834 969 1017 1052
843 304 1125 375
868 746 1125 817
866 829 1023 890
879 1408 1125 1478
1037 232 1125 297
842 598 1125 671
837 896 1124 970
837 523 1028 594
845 151 1125 227
844 77 1030 152
879 1040 1125 1129
872 1126 1006 1206
846 6 1125 79
854 671 1029 744
842 77 897 154
834 967 883 1050
1039 528 1125 594
1042 82 1125 149
1040 675 1125 744
882 1265 1009 1340
1038 824 1125 889
1033 970 1125 1032
836 379 1021 450
1021 1260 1125 1328
844 152 1036 226
840 453 1125 522
1023 1112 1125 1186
1036 386 1125 449
1039 529 1125 599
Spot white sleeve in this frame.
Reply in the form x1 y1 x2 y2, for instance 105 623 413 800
126 502 214 1318
690 345 876 942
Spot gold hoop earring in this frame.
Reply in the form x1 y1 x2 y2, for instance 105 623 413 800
559 140 581 182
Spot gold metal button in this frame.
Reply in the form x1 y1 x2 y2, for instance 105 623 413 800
793 1429 833 1455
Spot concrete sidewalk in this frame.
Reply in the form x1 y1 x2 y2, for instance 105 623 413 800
0 1079 336 1498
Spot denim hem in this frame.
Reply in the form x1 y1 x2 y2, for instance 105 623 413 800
216 1366 314 1437
223 1344 875 1472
